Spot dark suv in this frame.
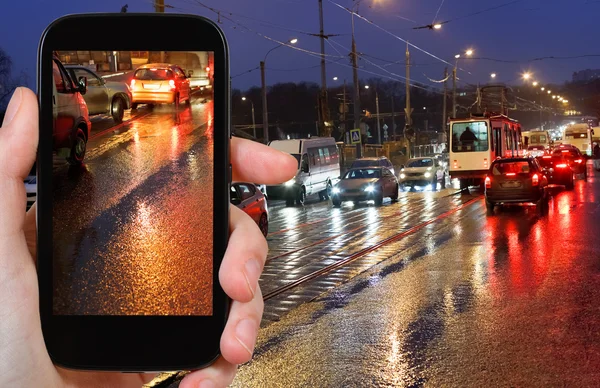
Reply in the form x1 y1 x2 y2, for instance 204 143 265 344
552 147 587 179
536 155 574 190
485 158 549 214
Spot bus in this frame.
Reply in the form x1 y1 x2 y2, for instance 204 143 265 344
449 114 523 189
562 123 593 156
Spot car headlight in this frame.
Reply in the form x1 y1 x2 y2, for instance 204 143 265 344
364 185 375 192
427 167 432 171
332 187 341 194
424 172 431 178
284 179 295 187
400 173 406 179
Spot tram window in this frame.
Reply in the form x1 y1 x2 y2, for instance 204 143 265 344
451 121 489 152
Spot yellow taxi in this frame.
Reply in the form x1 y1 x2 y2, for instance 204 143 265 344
130 63 191 109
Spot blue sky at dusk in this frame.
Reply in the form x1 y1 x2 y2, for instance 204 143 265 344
2 0 599 91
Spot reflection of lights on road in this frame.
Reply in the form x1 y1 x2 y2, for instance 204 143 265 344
133 131 140 143
171 126 179 160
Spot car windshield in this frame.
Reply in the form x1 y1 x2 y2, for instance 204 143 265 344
492 161 531 175
344 169 381 179
407 159 433 168
134 68 173 80
352 159 378 168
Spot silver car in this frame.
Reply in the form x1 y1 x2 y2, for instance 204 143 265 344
65 65 132 123
331 167 398 207
398 157 446 190
231 182 269 237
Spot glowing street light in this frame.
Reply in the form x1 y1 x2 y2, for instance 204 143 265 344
532 81 539 86
333 76 338 81
433 23 442 29
465 49 474 56
547 90 551 94
454 54 461 59
563 99 569 103
289 38 298 44
541 87 545 91
522 72 531 80
552 95 556 99
365 85 370 89
490 73 497 78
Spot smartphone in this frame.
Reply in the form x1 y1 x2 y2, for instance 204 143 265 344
37 13 230 371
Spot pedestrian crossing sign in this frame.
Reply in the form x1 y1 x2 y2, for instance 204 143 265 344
350 129 361 144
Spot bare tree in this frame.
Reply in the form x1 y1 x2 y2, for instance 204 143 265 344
0 47 27 109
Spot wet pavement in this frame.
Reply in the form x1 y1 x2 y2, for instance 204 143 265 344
227 166 600 387
53 95 215 315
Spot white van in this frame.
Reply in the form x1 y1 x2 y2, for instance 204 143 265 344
267 137 341 206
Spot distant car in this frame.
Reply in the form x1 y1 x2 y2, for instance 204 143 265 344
350 156 395 176
331 167 398 207
526 145 547 158
484 158 549 214
552 147 587 178
65 65 132 123
231 182 269 237
130 63 191 109
52 55 91 165
536 155 574 189
398 157 446 190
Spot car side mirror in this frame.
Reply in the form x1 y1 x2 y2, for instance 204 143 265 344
77 76 87 95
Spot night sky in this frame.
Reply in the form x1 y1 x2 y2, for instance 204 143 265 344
3 0 600 92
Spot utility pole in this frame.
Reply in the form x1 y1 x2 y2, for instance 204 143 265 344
391 94 395 141
405 42 413 158
351 12 362 158
376 90 381 144
155 0 164 12
452 64 457 117
318 0 331 137
442 67 447 134
260 61 269 142
251 102 256 139
343 79 347 137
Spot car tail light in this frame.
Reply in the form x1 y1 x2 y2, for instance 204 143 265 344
532 173 539 186
130 79 136 88
169 79 176 89
506 173 516 176
485 176 491 189
555 163 567 168
542 155 551 159
562 150 569 153
575 159 583 163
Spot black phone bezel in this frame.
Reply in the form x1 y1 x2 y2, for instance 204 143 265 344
37 13 230 371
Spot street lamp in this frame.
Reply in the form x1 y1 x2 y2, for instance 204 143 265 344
547 90 551 94
552 95 556 99
260 37 298 142
490 73 497 79
452 49 473 117
242 97 256 139
541 87 545 91
433 23 442 29
522 72 531 80
365 85 370 89
532 81 539 86
333 76 338 81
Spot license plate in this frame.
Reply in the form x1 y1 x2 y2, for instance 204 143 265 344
143 83 160 90
501 181 521 188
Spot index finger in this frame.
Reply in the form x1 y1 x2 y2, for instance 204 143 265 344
231 137 297 184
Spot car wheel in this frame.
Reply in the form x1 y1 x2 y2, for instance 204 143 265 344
431 177 438 191
332 198 341 207
296 187 306 206
131 103 138 110
320 181 332 201
566 174 574 190
485 200 495 215
67 128 87 166
374 189 384 206
390 184 399 201
111 96 125 123
258 213 269 237
441 174 446 189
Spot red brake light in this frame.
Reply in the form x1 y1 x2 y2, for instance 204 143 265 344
532 173 539 186
206 66 211 72
169 79 176 89
505 173 516 176
562 150 569 153
130 79 136 88
575 159 583 163
542 156 551 159
555 163 567 168
485 176 491 189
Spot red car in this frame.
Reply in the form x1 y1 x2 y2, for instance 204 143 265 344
552 147 587 179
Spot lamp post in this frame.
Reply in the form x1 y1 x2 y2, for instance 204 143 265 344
242 97 256 139
452 49 473 117
260 38 298 142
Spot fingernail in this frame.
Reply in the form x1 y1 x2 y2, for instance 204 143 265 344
198 379 216 388
244 258 261 297
2 87 23 127
235 318 257 357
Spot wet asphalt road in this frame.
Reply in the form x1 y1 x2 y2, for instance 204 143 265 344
53 96 215 315
228 166 600 387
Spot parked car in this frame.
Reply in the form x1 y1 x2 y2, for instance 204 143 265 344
536 155 574 190
398 157 446 190
65 65 132 123
231 182 269 237
24 174 36 210
484 158 549 214
331 167 398 207
350 156 395 176
52 55 91 165
130 63 191 109
266 137 340 206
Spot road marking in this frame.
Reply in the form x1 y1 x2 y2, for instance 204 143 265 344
263 196 481 300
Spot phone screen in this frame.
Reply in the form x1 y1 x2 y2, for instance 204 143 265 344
51 50 215 316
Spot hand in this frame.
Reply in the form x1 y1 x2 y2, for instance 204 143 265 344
0 87 297 387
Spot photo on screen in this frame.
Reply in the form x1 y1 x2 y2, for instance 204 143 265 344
51 50 215 316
